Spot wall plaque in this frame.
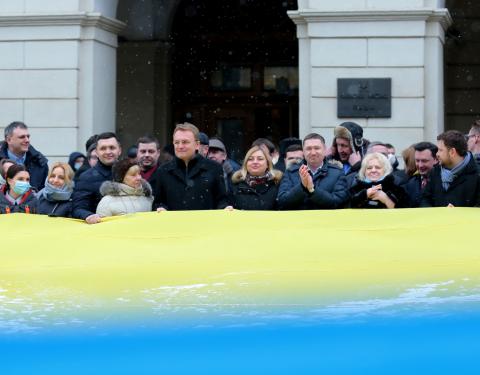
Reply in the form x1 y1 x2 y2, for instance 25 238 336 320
337 78 391 118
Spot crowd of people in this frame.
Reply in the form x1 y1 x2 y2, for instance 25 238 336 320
0 119 479 221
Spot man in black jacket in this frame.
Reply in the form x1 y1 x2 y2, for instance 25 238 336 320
404 142 438 207
72 132 122 223
421 130 480 207
153 123 228 211
0 121 48 191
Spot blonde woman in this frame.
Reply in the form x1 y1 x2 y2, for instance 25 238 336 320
37 162 75 217
349 152 407 209
230 145 283 210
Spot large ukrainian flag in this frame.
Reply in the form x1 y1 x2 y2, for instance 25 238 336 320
1 209 479 374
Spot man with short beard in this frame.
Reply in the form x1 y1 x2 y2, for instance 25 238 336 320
421 130 480 207
136 136 161 188
72 132 122 223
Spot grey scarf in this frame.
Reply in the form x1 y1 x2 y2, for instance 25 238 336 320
440 152 471 191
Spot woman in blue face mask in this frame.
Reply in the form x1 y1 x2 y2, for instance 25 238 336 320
37 162 74 217
0 164 38 214
348 152 408 209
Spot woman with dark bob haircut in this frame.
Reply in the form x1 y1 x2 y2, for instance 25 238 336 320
96 159 153 217
0 164 38 214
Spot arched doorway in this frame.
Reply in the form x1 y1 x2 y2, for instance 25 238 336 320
169 0 298 161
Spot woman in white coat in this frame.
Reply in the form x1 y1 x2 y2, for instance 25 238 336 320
96 159 153 217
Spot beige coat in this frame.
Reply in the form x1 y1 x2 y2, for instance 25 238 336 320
96 180 153 217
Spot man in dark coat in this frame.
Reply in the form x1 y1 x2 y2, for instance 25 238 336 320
136 135 161 189
72 132 122 223
403 142 438 207
153 123 228 211
277 133 349 210
0 121 48 191
421 130 480 207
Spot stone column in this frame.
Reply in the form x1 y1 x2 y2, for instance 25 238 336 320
0 1 124 162
289 0 452 152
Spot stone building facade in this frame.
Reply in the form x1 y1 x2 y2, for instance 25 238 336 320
0 0 476 162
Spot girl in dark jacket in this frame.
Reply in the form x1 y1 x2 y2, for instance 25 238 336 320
349 152 408 209
0 164 38 214
229 145 283 210
37 162 74 217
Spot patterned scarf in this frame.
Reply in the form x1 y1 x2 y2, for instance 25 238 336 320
440 152 471 191
245 172 273 187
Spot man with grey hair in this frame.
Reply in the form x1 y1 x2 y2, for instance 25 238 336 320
465 119 480 168
0 121 48 190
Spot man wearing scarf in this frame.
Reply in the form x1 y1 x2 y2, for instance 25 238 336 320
421 130 480 207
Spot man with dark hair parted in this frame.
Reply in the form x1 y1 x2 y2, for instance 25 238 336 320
421 130 480 207
0 121 48 191
277 133 349 210
404 142 438 207
153 123 229 211
72 132 122 223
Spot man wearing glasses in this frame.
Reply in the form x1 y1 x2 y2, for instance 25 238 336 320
466 120 480 169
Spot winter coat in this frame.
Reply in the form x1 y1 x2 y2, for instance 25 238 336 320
230 171 282 210
0 186 38 214
96 180 153 217
0 143 48 191
420 154 480 207
37 195 73 217
403 174 423 208
348 173 408 209
72 161 113 219
277 160 349 210
153 155 229 210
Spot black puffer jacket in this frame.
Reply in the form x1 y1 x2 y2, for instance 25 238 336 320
0 143 48 191
420 154 480 207
0 186 38 214
230 172 282 210
153 155 229 210
72 161 112 219
348 173 408 209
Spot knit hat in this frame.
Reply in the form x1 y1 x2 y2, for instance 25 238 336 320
112 159 138 183
334 122 364 152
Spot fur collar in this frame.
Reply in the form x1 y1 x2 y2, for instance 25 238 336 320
100 180 152 197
